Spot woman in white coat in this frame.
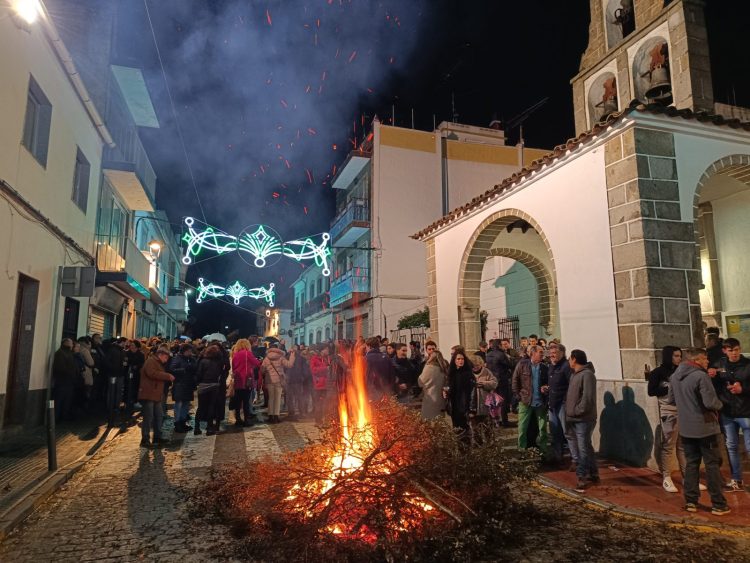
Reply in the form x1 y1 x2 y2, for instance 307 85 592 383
418 350 449 420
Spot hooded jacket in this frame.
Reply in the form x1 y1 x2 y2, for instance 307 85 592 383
565 363 597 422
261 348 294 385
647 346 681 416
667 361 722 438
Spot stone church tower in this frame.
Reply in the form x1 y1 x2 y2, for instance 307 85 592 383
572 0 715 135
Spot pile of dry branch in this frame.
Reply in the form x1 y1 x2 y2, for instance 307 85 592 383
197 400 537 562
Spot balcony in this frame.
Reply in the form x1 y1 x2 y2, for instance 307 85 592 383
330 202 370 247
102 72 156 212
302 293 330 318
166 294 189 322
330 268 370 307
95 238 151 300
148 261 167 305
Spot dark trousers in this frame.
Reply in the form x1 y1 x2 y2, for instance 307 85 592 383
286 382 305 416
682 433 728 508
55 383 76 421
234 389 251 423
141 399 163 442
497 379 511 424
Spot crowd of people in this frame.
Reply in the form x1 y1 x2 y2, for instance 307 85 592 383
647 328 750 516
51 326 747 515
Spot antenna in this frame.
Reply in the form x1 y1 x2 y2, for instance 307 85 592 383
505 97 549 166
451 92 458 123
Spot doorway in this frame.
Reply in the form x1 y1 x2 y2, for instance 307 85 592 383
4 274 40 426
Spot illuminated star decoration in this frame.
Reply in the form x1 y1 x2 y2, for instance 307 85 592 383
181 217 237 265
181 217 331 276
195 278 275 307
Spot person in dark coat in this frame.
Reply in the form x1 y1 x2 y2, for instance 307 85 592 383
169 344 196 432
392 343 419 403
53 338 78 421
365 337 394 401
486 339 513 426
195 345 225 435
126 341 145 412
447 352 475 443
286 346 311 421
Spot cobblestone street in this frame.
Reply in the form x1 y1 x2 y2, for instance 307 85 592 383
0 416 318 562
2 414 750 562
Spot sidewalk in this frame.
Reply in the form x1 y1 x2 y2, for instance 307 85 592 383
0 416 114 537
541 461 750 529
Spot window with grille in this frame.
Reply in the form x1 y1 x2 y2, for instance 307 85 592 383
22 76 52 167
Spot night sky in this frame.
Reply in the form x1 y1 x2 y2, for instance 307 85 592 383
114 0 747 337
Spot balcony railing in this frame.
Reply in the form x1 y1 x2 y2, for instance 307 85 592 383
95 238 151 298
303 293 330 318
330 201 370 243
330 267 370 307
102 77 157 206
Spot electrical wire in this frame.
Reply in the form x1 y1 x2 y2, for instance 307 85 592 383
143 0 208 225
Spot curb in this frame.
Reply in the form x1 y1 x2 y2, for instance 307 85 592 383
535 476 750 538
0 424 121 541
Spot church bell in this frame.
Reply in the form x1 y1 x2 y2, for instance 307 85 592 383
644 65 672 101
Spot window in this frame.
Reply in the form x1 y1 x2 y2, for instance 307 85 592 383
71 149 90 212
325 326 330 340
22 76 52 167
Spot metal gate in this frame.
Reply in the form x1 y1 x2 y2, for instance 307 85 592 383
497 316 520 348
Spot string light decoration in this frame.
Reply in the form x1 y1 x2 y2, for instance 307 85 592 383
195 278 275 307
282 233 331 276
181 217 331 276
237 225 284 268
181 217 237 265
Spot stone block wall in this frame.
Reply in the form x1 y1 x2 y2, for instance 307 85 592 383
573 1 714 135
605 126 702 380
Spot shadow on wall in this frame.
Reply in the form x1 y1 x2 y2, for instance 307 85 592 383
598 387 654 467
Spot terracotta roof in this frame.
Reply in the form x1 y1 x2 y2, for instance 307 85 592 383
410 102 750 240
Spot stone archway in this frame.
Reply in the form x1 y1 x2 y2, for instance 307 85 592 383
457 209 556 348
694 154 750 327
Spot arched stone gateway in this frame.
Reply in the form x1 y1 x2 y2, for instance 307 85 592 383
457 209 556 348
694 154 750 328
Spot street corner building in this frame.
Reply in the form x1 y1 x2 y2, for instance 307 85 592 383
0 0 187 430
411 0 750 469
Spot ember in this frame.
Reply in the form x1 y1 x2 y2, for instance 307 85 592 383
200 353 537 561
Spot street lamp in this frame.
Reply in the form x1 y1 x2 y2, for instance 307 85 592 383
13 0 41 24
147 239 162 261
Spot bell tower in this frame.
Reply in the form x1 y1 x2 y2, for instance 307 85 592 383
571 0 714 135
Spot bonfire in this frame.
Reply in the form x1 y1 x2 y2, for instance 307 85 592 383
200 350 537 561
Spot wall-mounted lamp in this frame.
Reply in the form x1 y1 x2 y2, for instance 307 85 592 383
148 240 162 261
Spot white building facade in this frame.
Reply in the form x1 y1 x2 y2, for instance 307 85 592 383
291 266 334 345
414 0 750 468
330 121 547 341
0 5 110 428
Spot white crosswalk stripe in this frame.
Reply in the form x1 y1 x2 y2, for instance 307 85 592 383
243 424 283 460
175 430 217 469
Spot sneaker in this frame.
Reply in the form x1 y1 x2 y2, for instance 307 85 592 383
699 482 707 491
575 480 586 493
663 477 679 493
725 479 744 492
685 503 698 513
712 505 731 516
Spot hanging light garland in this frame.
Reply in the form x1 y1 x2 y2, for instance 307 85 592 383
195 278 275 307
182 217 331 276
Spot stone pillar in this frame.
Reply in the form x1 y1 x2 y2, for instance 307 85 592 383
425 239 440 347
606 126 702 379
668 0 714 112
458 303 480 352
